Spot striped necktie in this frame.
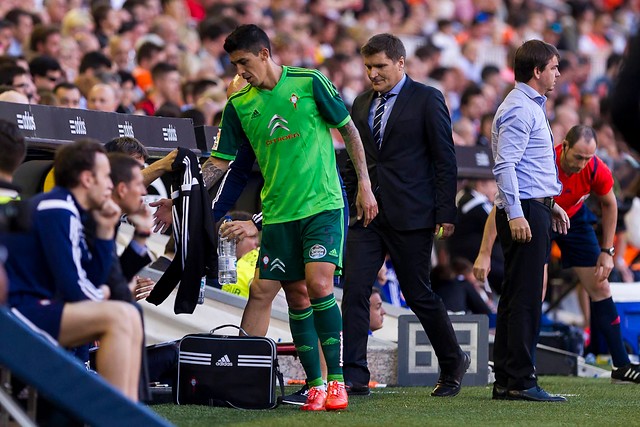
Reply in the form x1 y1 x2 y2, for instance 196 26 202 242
373 92 394 149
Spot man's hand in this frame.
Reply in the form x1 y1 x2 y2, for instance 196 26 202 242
93 199 122 239
132 276 155 301
356 181 378 227
150 198 173 233
157 149 178 172
595 253 614 282
220 219 258 241
509 217 531 243
551 203 570 235
128 204 154 235
473 252 492 282
99 284 111 300
435 223 455 239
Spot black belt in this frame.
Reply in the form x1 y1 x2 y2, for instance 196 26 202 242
530 197 555 209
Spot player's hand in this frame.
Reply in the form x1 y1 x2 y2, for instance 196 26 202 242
356 182 378 227
128 204 154 235
150 198 173 233
99 284 111 300
473 252 492 282
220 219 258 241
509 217 531 243
132 276 155 301
551 203 570 235
435 223 454 239
595 253 614 282
93 198 122 239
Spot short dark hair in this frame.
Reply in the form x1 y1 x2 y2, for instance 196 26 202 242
104 136 149 161
54 139 106 189
151 62 178 82
564 125 597 148
460 83 483 107
223 24 271 55
108 152 142 186
28 55 62 77
0 119 26 175
361 33 406 62
53 81 79 93
513 40 559 83
0 65 28 86
79 51 113 74
136 41 164 63
29 24 60 53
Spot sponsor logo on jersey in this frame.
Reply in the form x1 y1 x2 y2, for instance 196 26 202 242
309 244 327 259
69 116 87 135
251 109 261 119
267 114 290 136
328 248 338 257
215 354 233 367
270 258 286 272
265 114 300 146
16 111 36 130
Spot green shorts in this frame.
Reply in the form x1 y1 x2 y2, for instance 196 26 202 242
258 209 344 282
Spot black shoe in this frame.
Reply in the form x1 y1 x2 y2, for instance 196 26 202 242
492 383 507 400
431 352 471 397
281 384 309 405
611 363 640 384
345 383 371 396
507 386 567 402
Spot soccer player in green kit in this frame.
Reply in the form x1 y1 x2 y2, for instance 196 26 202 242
211 24 378 411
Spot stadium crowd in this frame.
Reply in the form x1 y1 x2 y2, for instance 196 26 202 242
1 0 640 417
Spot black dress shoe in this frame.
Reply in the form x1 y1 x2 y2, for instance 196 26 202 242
507 386 567 402
492 383 507 400
431 352 471 397
345 384 371 396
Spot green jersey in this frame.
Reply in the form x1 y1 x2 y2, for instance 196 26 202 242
212 66 349 224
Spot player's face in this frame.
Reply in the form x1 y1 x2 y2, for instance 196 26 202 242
562 137 596 175
116 166 146 215
229 48 269 89
363 51 405 95
88 153 114 209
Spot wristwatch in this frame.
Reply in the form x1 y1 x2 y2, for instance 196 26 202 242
601 247 615 257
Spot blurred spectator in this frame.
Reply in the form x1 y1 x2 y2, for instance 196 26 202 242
28 24 61 59
29 55 63 91
92 3 121 49
116 70 139 114
0 64 38 102
132 40 165 93
4 8 33 57
136 62 181 115
53 81 81 109
87 82 118 112
43 0 69 26
0 20 12 56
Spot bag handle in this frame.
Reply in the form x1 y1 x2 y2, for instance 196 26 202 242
209 324 250 336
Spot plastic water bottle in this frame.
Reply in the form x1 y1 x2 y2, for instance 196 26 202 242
218 216 237 284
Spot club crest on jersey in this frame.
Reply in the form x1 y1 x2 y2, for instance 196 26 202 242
309 244 327 259
262 255 269 266
290 93 298 109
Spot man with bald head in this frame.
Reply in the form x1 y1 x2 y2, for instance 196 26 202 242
87 83 118 112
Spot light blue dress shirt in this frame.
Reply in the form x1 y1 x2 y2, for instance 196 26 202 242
492 81 562 220
368 74 407 143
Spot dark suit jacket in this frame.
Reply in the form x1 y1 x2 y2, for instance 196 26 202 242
344 76 458 230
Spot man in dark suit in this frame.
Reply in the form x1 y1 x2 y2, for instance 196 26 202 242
342 33 469 397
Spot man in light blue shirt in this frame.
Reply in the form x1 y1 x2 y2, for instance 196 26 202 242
491 39 570 403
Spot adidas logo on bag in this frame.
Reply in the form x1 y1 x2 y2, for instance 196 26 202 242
215 354 233 367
